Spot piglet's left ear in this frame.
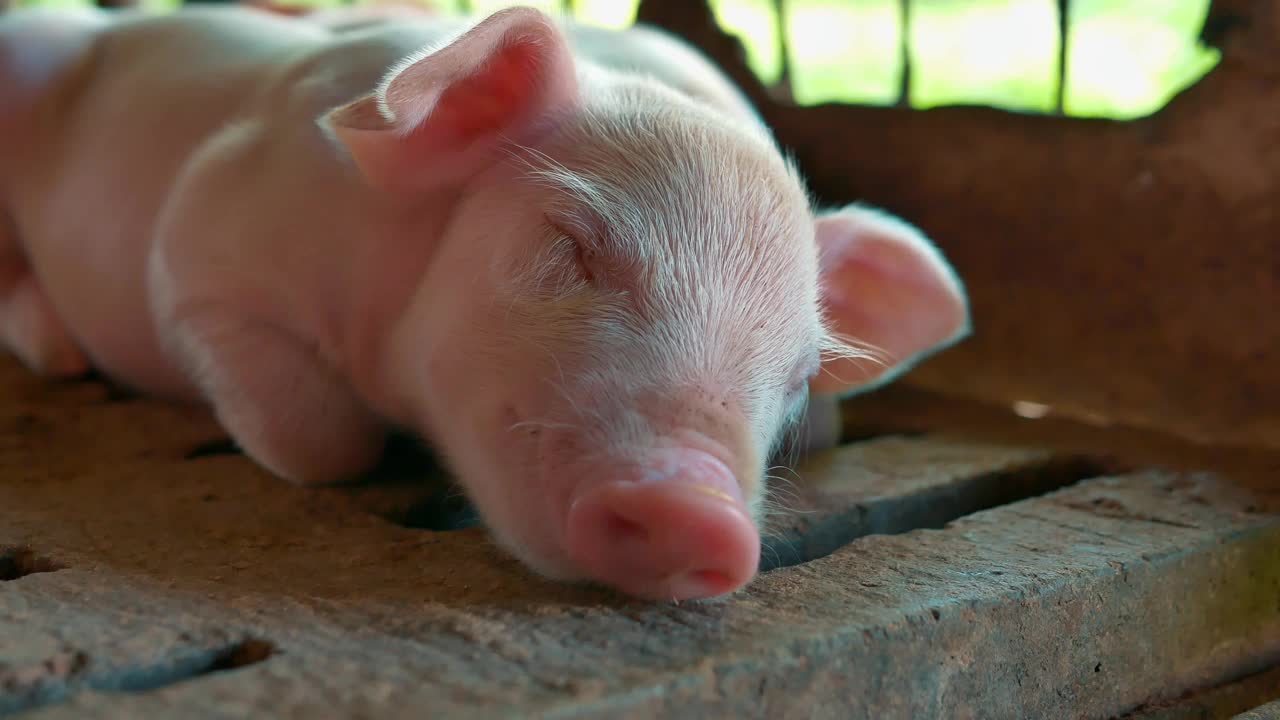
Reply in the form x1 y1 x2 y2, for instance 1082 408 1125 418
810 204 971 397
319 7 578 192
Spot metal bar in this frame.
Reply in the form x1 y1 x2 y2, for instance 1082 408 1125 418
1200 0 1248 48
1056 0 1070 115
773 0 793 96
898 0 912 107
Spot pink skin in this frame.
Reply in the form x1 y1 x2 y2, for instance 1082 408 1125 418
0 6 969 601
567 448 757 599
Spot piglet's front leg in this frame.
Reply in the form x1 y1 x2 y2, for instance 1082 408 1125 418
0 218 90 378
168 310 387 485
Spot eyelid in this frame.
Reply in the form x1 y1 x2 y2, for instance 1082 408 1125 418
545 217 597 284
796 356 821 385
784 357 820 399
785 380 810 419
545 211 603 247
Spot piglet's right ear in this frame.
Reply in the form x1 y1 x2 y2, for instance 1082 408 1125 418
320 7 578 192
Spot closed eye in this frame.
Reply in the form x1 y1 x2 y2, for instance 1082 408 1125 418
571 235 598 285
781 354 819 414
789 354 821 395
784 374 807 400
779 377 811 432
546 217 598 285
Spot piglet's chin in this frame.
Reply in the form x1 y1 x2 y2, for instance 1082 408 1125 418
562 448 760 601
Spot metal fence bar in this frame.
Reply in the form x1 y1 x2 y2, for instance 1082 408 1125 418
62 0 1089 117
772 0 793 100
1056 0 1070 114
898 0 912 107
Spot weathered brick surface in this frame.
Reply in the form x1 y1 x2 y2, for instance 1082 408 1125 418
5 468 1278 719
0 348 1277 719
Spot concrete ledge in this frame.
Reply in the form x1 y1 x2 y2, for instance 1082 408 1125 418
1 359 1278 719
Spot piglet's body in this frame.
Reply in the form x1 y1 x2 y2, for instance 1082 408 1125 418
0 5 970 600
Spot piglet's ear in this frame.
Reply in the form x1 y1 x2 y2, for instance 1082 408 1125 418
320 7 577 192
810 204 971 397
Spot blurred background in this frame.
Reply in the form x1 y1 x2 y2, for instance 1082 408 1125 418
14 0 1221 119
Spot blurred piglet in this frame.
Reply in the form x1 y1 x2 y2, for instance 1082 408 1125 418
0 5 969 600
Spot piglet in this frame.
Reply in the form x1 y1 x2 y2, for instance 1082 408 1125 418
0 5 969 600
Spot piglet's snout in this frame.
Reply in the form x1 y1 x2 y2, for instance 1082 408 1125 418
564 448 759 601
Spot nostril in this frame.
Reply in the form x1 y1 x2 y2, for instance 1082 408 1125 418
691 569 730 587
603 512 647 544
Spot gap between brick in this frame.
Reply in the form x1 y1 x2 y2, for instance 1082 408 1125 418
0 638 276 718
759 453 1118 571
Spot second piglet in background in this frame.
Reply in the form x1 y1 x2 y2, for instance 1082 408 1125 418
0 5 970 600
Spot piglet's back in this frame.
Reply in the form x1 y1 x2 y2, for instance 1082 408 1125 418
0 7 446 396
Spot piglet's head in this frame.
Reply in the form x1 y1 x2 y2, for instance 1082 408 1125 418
322 8 970 601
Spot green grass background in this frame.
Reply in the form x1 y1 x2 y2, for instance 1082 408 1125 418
15 0 1221 119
